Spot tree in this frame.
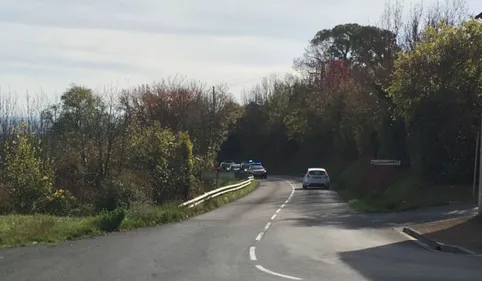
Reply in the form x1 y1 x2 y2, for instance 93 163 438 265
2 122 54 213
389 20 482 183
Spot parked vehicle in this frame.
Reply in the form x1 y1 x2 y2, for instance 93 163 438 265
302 168 330 189
231 163 241 172
240 162 252 173
219 162 234 171
248 163 267 179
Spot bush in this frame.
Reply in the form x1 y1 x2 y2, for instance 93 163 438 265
94 180 131 212
2 123 55 214
128 122 175 204
172 132 196 200
44 189 79 216
96 208 126 232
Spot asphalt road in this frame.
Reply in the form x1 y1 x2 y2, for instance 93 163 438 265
0 177 481 281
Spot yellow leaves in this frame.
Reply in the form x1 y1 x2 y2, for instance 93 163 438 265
47 189 75 203
2 124 55 213
389 18 482 125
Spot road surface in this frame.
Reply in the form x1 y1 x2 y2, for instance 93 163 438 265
0 177 480 281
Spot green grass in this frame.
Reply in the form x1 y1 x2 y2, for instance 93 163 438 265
334 160 474 213
0 215 99 247
0 180 258 248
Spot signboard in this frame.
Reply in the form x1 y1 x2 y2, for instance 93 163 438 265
201 171 235 180
370 160 401 166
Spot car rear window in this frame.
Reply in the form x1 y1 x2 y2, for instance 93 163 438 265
309 170 326 176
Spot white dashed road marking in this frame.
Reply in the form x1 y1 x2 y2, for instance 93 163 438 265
249 246 257 261
249 179 303 280
256 232 264 241
264 222 271 231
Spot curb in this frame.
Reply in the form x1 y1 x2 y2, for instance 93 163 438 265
402 227 477 255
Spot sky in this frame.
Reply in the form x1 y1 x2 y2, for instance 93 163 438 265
0 0 480 105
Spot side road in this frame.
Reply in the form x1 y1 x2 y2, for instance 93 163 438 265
253 178 482 281
275 174 478 227
276 175 481 255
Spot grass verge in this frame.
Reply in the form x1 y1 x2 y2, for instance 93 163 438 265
335 160 474 213
0 180 258 248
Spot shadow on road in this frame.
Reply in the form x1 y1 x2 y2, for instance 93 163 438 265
337 240 481 281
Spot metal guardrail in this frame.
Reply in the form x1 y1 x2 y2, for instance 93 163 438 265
179 176 254 208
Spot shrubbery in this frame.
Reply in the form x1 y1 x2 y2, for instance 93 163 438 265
1 123 54 214
0 80 240 232
96 208 126 232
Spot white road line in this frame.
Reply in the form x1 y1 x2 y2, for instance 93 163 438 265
255 265 303 280
250 178 303 280
264 222 271 231
256 232 264 241
249 246 257 261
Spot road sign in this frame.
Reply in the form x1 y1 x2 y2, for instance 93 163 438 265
370 160 401 166
202 171 235 180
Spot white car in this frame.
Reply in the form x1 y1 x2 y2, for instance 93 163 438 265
302 168 330 189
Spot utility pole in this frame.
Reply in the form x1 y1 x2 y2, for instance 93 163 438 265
212 86 216 115
212 86 219 188
478 114 482 215
474 132 480 198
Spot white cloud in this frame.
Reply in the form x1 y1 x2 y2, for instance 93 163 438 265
0 0 479 105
